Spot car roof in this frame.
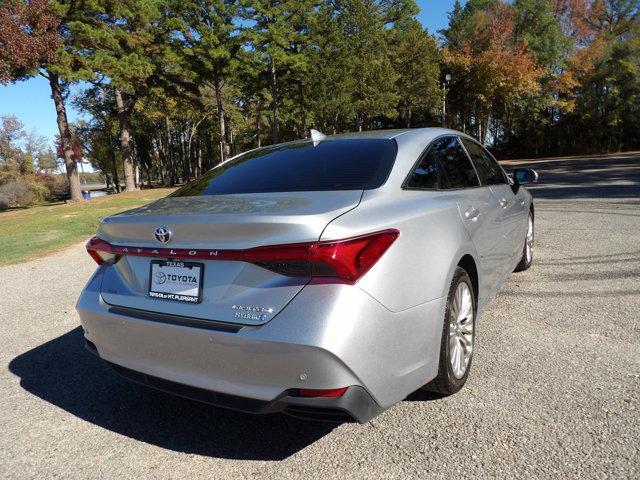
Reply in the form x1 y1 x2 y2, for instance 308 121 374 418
325 127 469 142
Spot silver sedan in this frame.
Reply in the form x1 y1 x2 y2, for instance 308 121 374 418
77 128 537 422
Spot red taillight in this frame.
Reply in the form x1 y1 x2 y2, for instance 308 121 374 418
86 237 119 265
84 229 399 283
240 229 399 283
310 230 399 283
294 387 348 398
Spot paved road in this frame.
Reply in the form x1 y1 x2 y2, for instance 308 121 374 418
1 154 639 479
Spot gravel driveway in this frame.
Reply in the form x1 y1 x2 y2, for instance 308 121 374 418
1 153 638 479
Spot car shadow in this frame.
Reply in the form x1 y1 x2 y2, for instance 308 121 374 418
403 389 447 402
8 327 334 461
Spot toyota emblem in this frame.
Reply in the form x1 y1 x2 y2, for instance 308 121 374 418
154 226 172 243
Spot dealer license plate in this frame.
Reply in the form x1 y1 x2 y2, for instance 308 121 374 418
148 260 203 304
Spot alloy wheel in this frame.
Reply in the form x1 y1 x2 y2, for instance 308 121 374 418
525 214 534 263
448 282 474 379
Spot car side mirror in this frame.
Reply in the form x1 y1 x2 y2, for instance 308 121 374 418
513 168 538 185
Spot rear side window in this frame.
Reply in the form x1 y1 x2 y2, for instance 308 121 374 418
432 136 479 189
461 138 507 185
406 149 440 189
171 139 397 196
406 136 480 190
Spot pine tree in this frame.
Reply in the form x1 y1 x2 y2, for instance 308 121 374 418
307 2 356 133
388 18 441 127
339 0 399 130
173 0 241 161
69 0 172 190
241 0 317 143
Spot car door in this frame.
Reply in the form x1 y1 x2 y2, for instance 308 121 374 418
489 184 526 264
460 138 526 273
405 136 506 303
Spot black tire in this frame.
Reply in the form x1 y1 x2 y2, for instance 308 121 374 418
424 267 476 395
514 210 534 272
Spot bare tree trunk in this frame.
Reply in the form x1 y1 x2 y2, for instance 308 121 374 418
197 139 203 176
298 80 306 138
47 72 83 201
461 96 467 133
482 115 491 145
227 114 235 155
98 117 122 193
155 132 166 186
114 88 137 191
206 134 214 170
270 59 280 143
187 112 212 175
213 78 231 161
165 117 176 186
187 123 195 177
109 147 120 193
179 126 189 182
255 105 262 148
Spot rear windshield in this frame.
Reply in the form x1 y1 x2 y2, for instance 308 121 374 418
171 139 397 196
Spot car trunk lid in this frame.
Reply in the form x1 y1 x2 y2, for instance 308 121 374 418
97 191 362 325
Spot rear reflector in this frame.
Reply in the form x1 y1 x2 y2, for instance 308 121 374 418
85 229 399 284
294 387 348 398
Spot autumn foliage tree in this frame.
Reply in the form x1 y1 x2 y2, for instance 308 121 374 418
554 0 640 152
0 0 85 201
443 1 543 143
442 0 639 156
0 0 59 81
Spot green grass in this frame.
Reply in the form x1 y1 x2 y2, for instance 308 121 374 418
0 189 175 266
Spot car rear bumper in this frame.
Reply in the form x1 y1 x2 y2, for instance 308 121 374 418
77 268 446 422
85 339 381 422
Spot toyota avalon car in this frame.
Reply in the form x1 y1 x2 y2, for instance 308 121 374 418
77 128 538 422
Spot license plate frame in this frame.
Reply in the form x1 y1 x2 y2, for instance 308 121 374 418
148 260 204 304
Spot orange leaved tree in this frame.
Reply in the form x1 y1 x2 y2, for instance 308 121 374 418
443 1 543 144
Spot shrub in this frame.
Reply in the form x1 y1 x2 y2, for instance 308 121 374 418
38 173 69 198
0 169 20 186
29 181 50 204
0 179 34 210
0 175 71 210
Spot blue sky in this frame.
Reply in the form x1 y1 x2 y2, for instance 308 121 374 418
0 0 457 148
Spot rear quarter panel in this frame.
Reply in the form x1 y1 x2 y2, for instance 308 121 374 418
320 189 479 312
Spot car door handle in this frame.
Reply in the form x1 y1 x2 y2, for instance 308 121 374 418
499 198 509 208
464 206 480 221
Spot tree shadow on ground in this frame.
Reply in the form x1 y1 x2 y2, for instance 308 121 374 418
8 327 334 461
